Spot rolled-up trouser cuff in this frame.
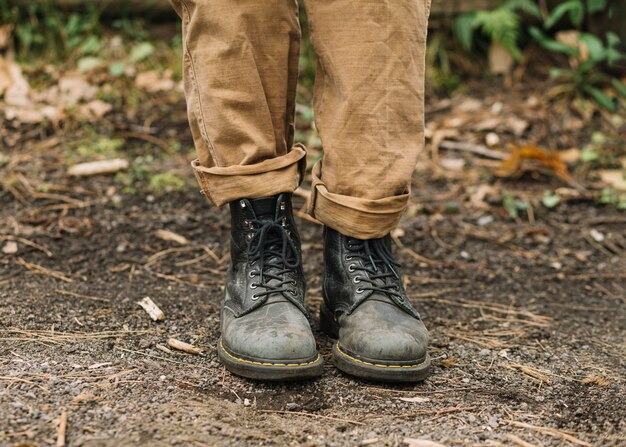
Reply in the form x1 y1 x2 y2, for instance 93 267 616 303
308 161 409 239
191 145 307 206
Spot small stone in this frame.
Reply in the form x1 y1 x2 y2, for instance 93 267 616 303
479 349 491 356
485 132 500 147
477 215 494 226
285 402 300 411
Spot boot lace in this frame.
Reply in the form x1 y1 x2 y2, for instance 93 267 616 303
346 237 405 302
247 218 300 301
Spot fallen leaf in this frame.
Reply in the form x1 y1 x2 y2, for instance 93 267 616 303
78 100 113 120
135 70 176 93
597 169 626 191
0 24 12 50
58 75 97 106
581 373 609 387
494 144 577 187
441 358 457 368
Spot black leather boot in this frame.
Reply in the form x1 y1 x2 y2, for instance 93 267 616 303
217 193 323 380
320 227 430 382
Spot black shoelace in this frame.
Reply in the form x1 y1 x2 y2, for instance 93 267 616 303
246 218 300 301
346 237 405 302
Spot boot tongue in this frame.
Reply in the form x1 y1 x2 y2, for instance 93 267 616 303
250 196 278 220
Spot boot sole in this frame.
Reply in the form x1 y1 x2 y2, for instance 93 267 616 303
217 338 324 381
320 303 431 383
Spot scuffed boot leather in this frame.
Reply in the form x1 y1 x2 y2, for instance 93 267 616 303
217 193 323 380
320 227 430 382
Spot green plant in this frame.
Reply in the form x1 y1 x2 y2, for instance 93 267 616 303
529 0 626 110
0 1 103 62
455 0 540 61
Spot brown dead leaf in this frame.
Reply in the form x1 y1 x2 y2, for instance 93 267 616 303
494 144 578 187
135 70 176 93
581 373 609 387
0 24 12 50
597 170 626 191
441 358 457 368
78 100 113 120
58 75 97 106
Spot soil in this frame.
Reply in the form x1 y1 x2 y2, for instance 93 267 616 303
1 80 625 446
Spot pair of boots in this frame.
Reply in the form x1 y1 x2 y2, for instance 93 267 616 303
218 193 430 382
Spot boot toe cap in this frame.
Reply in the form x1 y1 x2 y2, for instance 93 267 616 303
339 301 429 363
222 304 318 363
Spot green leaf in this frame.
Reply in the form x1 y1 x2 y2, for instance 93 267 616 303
77 56 104 72
529 27 579 56
579 33 606 62
109 61 127 77
581 146 599 162
455 13 477 52
583 85 617 111
606 32 622 48
587 0 607 13
129 42 155 63
545 0 585 29
542 191 561 208
612 79 626 98
503 0 542 17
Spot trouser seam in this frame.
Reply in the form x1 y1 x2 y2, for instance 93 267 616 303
180 0 220 167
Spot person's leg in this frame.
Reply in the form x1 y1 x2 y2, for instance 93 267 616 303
304 0 432 381
172 0 322 380
171 0 305 205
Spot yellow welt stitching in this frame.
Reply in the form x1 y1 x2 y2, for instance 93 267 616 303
335 343 427 369
220 340 320 368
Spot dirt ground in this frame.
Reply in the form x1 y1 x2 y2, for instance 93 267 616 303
1 78 626 447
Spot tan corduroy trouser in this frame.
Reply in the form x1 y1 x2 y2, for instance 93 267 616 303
170 0 431 239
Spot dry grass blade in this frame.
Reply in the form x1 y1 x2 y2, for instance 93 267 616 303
0 235 53 257
145 245 220 267
506 434 540 447
54 289 110 302
505 420 592 446
505 363 551 384
16 257 73 282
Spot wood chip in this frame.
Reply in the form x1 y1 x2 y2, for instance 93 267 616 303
137 297 164 321
68 158 128 177
155 343 174 355
56 408 67 447
167 337 203 355
404 438 447 447
398 396 431 403
2 241 18 254
154 229 189 245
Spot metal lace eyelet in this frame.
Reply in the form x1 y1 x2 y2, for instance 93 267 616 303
240 200 246 208
290 290 297 295
353 276 361 284
356 287 364 294
250 283 258 289
345 255 353 261
246 233 253 241
251 294 259 301
348 264 356 272
280 203 286 211
249 271 257 278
